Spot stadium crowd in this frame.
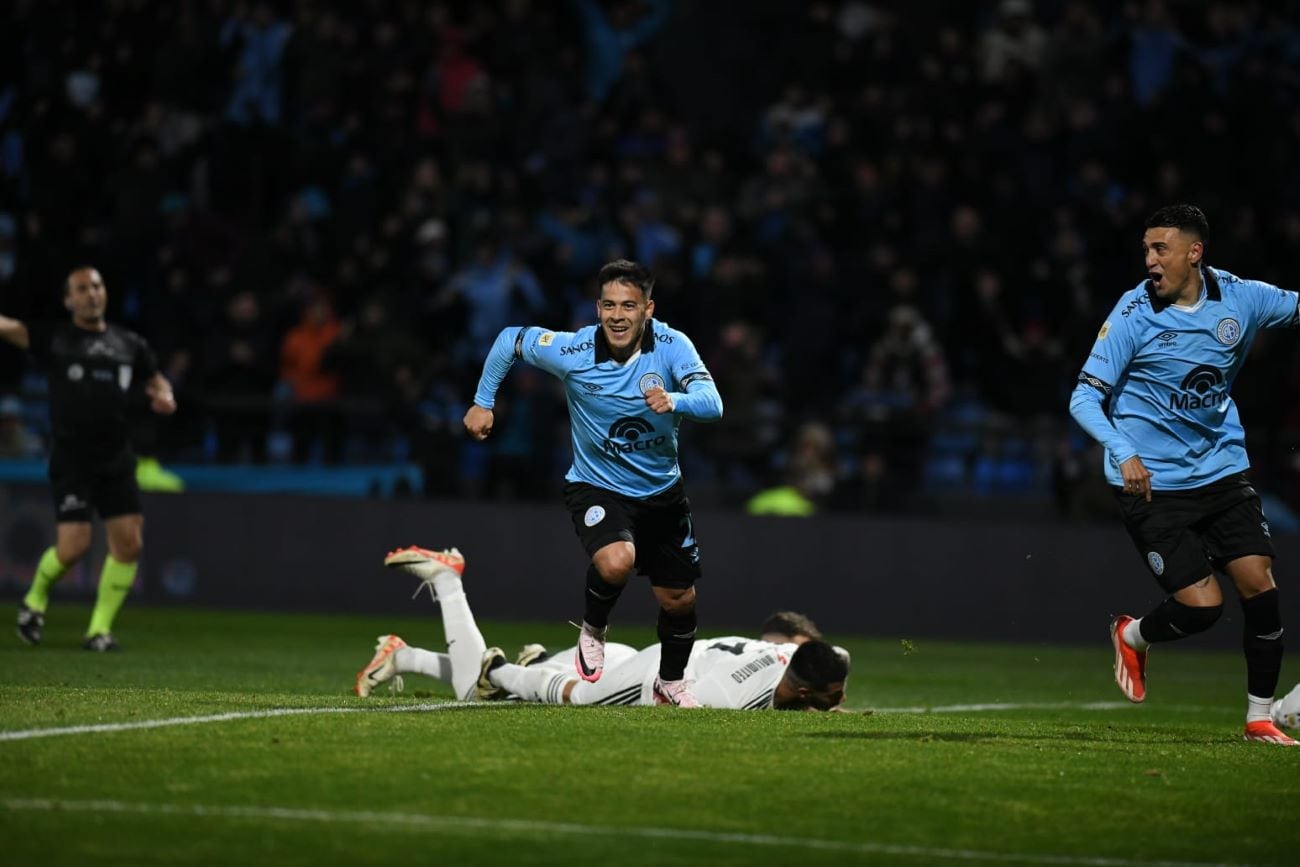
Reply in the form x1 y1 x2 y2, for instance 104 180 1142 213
3 0 1300 515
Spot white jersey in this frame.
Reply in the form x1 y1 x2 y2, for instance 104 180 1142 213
687 637 796 710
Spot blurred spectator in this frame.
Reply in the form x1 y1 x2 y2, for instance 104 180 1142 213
279 292 343 463
0 396 41 458
207 290 275 463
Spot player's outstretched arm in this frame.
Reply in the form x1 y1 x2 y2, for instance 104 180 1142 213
145 373 177 415
0 313 30 350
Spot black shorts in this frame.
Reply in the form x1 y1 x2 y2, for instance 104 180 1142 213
1115 472 1275 593
563 480 703 589
48 447 141 523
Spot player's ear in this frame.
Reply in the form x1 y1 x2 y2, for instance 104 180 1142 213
646 297 655 318
1189 240 1203 265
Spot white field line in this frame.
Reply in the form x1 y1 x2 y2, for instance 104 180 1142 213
0 699 1235 743
0 701 475 742
0 797 1261 867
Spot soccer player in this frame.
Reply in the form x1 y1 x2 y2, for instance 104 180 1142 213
463 259 723 707
0 267 176 650
358 546 848 712
1070 204 1297 745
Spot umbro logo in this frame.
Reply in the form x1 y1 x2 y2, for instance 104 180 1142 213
580 383 603 392
1156 331 1178 345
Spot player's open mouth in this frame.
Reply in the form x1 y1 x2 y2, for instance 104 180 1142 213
608 325 629 334
1149 272 1162 286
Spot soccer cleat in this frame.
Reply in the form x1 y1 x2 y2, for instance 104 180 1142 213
1109 615 1147 703
383 546 465 600
477 647 507 701
1243 720 1298 746
355 634 407 697
653 676 702 708
16 605 44 646
516 643 549 667
575 621 607 682
1273 683 1300 730
82 633 120 652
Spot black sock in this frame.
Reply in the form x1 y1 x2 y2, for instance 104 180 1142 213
583 565 624 630
657 606 697 681
1242 589 1284 699
1137 597 1222 643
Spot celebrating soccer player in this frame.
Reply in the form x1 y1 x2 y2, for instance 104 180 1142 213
462 259 722 707
1 266 176 651
1070 205 1297 745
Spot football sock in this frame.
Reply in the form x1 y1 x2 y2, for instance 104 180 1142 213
1241 588 1284 702
1122 617 1149 651
583 565 624 629
1137 597 1222 643
86 556 135 637
23 547 70 613
490 663 571 704
395 647 451 683
427 572 488 700
657 606 697 682
1247 693 1274 724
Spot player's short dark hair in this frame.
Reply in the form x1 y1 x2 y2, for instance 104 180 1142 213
596 259 654 299
785 640 849 691
1145 204 1209 242
63 265 101 296
760 611 823 642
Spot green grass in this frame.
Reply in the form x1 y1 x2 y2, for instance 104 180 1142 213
1 604 1298 866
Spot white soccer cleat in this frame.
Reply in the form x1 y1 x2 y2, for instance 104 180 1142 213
1272 683 1300 730
355 634 407 697
652 676 701 708
515 643 549 667
575 621 606 682
383 546 465 599
477 647 507 701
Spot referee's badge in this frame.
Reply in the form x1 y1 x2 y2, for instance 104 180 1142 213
1215 318 1240 345
584 506 606 527
1146 552 1165 576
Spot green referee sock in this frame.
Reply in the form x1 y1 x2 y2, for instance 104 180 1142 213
23 547 71 614
86 556 137 637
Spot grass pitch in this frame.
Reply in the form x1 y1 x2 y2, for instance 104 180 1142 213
1 604 1298 867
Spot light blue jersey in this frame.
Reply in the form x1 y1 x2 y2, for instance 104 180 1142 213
474 319 723 497
1070 266 1299 489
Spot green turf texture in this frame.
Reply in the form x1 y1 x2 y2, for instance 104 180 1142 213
1 604 1297 867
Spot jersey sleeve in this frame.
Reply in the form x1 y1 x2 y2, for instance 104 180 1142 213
133 333 160 380
1078 300 1139 390
517 326 586 378
1243 279 1300 330
666 331 723 421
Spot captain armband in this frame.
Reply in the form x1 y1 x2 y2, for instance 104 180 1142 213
1076 372 1112 396
680 371 714 388
513 328 526 358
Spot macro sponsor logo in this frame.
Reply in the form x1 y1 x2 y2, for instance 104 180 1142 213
561 341 594 356
1170 364 1226 410
1121 294 1149 317
602 416 666 456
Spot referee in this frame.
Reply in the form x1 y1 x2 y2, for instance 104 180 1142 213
1071 205 1297 745
0 266 176 650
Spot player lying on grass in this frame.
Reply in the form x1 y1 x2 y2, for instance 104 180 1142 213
1274 683 1300 730
356 545 849 711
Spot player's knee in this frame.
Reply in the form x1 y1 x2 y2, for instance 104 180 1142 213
110 534 143 563
593 550 635 584
1170 600 1223 636
656 586 696 616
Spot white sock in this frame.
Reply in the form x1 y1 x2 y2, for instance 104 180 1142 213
1247 693 1273 724
395 647 451 683
430 572 488 700
1123 618 1149 651
491 663 572 704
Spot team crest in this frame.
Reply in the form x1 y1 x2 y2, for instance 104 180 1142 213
1097 321 1111 340
1146 551 1165 576
1215 318 1240 345
584 506 606 527
638 373 665 394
